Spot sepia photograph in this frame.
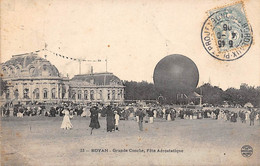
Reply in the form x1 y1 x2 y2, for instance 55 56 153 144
1 0 260 165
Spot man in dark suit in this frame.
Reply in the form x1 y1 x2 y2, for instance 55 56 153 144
89 105 100 135
138 108 146 131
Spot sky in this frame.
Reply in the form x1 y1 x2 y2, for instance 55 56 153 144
1 0 260 90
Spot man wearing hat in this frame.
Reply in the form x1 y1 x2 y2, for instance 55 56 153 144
89 105 100 135
105 104 115 132
138 108 146 131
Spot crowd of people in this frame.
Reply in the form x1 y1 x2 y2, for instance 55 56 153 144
1 102 260 134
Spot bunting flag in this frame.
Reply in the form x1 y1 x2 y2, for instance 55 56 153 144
30 47 105 63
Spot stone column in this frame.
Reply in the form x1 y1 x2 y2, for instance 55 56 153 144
18 83 23 100
65 85 69 100
56 83 59 101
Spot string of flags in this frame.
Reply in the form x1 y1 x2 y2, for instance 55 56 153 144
28 47 104 62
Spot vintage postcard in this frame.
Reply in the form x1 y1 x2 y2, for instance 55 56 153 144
1 0 259 165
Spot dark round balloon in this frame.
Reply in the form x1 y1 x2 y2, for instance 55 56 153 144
153 54 199 95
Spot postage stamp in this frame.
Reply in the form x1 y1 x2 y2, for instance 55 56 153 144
201 2 253 61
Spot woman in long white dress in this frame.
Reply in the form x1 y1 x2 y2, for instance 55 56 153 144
115 111 120 131
61 109 73 130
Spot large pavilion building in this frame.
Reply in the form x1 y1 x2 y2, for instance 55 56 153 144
0 53 125 105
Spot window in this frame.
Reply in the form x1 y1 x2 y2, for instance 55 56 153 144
29 66 35 75
120 90 123 98
90 90 94 100
6 89 10 99
84 90 88 100
15 66 20 74
9 67 15 75
23 88 29 99
43 65 47 71
14 89 19 99
2 68 7 75
43 89 48 99
117 89 120 99
107 90 110 100
33 88 40 99
51 88 56 99
99 90 102 100
71 90 76 100
112 90 115 100
62 87 66 99
78 90 82 100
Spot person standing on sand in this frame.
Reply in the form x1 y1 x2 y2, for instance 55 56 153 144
106 104 115 132
138 108 146 131
89 105 100 135
114 111 120 131
61 108 73 130
249 109 256 126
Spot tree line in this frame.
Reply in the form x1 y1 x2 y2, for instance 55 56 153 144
123 81 260 107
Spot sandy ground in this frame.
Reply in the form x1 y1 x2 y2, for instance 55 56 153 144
1 116 260 166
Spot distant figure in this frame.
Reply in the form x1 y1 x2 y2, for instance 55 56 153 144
245 111 250 123
249 110 256 126
153 109 157 118
135 108 140 122
115 111 120 131
89 106 100 135
148 110 154 123
81 106 87 117
215 108 220 119
61 108 73 130
241 111 246 123
138 109 146 131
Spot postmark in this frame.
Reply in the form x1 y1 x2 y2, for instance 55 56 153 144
241 145 253 157
201 2 253 61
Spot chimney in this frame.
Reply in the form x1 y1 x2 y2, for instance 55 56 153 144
90 66 93 74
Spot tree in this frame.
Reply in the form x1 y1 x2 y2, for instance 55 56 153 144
123 81 158 100
195 83 224 106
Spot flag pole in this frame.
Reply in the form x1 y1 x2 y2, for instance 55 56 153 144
79 60 81 75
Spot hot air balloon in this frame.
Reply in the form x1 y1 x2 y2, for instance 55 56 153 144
153 54 199 103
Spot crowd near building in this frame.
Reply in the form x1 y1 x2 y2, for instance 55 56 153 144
0 52 125 106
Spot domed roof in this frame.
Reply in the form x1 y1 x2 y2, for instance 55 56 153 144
71 72 123 86
0 53 60 79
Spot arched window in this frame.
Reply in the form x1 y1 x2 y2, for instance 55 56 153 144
117 89 120 99
107 90 111 100
62 86 66 99
43 89 48 99
112 90 115 100
90 90 94 100
15 66 20 74
71 90 76 100
6 89 10 99
78 90 82 100
23 88 29 99
9 67 15 76
84 90 88 100
14 89 19 99
51 88 56 99
33 88 40 99
43 65 47 71
2 67 7 75
29 66 35 75
99 90 102 100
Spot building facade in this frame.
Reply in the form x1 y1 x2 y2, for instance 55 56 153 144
0 53 124 105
